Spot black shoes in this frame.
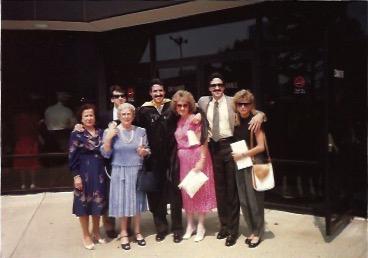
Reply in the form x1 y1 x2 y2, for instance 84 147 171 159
105 229 117 239
245 237 251 245
216 231 229 240
155 232 168 242
248 238 261 248
120 236 130 251
173 232 183 243
135 233 146 247
225 235 237 247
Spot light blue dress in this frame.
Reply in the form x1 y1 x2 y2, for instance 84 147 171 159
101 126 148 217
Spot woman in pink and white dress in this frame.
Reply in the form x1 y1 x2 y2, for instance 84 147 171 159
171 90 216 242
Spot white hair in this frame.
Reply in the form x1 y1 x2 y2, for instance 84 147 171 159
117 103 135 117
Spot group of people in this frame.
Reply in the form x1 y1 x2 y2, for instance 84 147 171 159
68 72 268 251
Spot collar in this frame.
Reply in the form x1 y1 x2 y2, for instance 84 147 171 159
211 95 226 104
141 98 171 108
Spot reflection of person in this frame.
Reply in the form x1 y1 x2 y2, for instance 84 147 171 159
231 90 266 248
68 104 107 250
13 105 41 189
198 72 265 247
171 90 216 242
101 103 150 251
45 91 76 152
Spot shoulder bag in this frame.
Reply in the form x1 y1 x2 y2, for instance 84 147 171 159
250 132 275 191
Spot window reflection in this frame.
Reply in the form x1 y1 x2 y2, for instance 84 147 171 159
156 19 256 61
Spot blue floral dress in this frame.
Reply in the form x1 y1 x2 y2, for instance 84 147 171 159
68 129 107 216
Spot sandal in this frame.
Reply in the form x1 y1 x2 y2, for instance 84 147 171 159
135 233 146 246
120 235 130 251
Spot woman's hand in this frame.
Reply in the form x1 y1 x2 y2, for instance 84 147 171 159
248 113 264 133
137 146 150 157
232 151 246 161
74 176 83 191
73 123 85 132
192 161 204 172
105 122 118 140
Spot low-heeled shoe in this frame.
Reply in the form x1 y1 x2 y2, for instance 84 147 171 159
225 235 237 247
216 231 228 240
173 233 183 243
155 232 167 242
248 239 262 248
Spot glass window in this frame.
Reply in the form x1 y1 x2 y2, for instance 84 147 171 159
156 19 256 61
158 66 198 98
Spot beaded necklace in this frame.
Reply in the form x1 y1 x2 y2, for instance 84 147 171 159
119 125 135 144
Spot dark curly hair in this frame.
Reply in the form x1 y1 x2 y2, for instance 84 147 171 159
77 103 96 123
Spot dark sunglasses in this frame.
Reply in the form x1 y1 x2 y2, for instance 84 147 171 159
112 94 126 99
210 83 224 87
236 102 252 107
177 104 189 108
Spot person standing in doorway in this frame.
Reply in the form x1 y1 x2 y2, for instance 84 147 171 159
198 72 265 247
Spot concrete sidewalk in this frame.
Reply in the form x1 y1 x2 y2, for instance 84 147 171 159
1 192 367 258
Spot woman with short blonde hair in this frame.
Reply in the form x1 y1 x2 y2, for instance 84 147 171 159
231 89 266 248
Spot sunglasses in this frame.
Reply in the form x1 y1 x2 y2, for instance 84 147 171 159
236 102 252 107
177 104 189 108
112 94 126 99
210 83 224 87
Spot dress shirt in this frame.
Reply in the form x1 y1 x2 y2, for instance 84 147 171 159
113 107 118 121
207 95 232 139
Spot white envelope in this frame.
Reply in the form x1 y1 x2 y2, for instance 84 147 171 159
230 140 253 170
178 170 209 198
187 130 200 146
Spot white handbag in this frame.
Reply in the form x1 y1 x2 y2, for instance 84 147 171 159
250 133 275 191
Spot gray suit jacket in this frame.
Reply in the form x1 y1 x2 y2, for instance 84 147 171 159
198 95 236 133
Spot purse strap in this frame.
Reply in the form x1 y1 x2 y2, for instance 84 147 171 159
250 130 271 163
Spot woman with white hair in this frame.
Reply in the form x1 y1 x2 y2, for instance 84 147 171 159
101 103 150 251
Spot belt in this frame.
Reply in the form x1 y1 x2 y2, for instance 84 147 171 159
210 137 233 144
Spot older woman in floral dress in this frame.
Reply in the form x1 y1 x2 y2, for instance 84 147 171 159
69 104 107 250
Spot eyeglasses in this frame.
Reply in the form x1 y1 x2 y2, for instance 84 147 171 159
210 83 224 87
112 94 126 99
176 104 189 108
236 102 252 107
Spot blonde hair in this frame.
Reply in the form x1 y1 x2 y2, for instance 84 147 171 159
117 103 136 118
232 89 256 126
171 90 197 114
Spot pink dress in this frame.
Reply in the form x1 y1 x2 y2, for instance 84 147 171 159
175 116 216 213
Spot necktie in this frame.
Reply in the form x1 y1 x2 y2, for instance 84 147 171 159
212 101 220 141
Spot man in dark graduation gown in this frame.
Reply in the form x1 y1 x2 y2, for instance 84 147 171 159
135 78 183 243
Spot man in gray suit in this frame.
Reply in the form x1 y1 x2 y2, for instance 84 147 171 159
198 72 265 247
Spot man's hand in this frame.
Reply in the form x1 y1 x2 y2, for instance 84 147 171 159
248 113 264 133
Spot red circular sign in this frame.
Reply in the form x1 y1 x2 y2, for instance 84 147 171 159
293 76 306 88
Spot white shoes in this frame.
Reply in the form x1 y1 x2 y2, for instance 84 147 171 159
194 227 206 242
182 227 196 240
83 240 95 250
92 235 106 244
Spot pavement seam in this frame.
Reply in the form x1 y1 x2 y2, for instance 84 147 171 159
9 192 46 258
